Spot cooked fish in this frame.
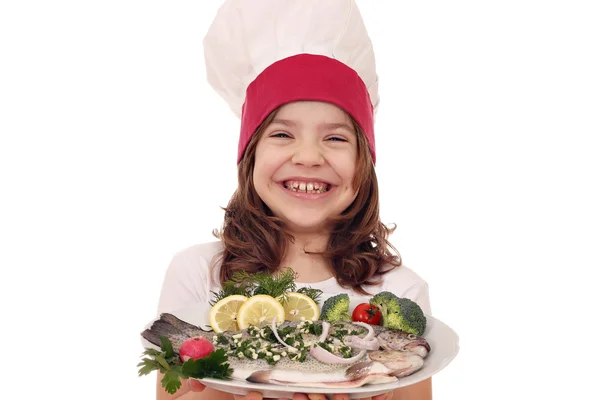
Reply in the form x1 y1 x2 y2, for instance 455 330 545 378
141 313 430 388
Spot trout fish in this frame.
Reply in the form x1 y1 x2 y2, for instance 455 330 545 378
141 313 430 388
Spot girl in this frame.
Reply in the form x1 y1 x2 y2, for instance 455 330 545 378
154 1 432 399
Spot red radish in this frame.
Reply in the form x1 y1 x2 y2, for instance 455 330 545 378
179 337 215 362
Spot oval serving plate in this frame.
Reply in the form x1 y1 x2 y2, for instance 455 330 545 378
141 293 459 399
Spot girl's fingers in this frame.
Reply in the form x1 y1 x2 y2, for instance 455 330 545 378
187 379 206 392
234 392 264 400
332 394 350 400
372 392 392 400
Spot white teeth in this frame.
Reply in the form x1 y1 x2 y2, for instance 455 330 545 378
283 180 329 193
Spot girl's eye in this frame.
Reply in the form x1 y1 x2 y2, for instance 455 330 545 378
327 136 348 142
271 132 291 138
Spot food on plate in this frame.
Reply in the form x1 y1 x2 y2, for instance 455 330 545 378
280 292 320 322
209 286 427 337
138 332 232 394
210 268 322 306
352 303 382 325
294 287 323 304
141 312 431 389
180 337 215 362
375 330 430 358
209 294 248 332
319 293 351 322
210 291 319 333
236 294 285 330
369 291 427 336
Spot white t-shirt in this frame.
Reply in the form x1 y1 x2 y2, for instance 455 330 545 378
156 240 432 316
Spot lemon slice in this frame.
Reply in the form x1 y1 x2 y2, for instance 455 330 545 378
281 292 320 322
237 294 285 329
209 295 248 333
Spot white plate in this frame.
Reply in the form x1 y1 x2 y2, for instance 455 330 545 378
141 294 459 399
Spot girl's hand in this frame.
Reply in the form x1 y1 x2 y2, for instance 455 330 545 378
371 393 392 400
233 393 266 400
158 376 265 399
288 392 392 400
177 380 394 400
157 375 207 399
188 380 266 400
188 379 206 392
188 381 264 400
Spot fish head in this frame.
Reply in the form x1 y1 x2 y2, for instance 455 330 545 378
368 350 425 378
376 330 430 357
405 337 430 357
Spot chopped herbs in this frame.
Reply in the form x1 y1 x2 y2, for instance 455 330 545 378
307 322 323 336
213 333 230 345
203 322 326 366
330 329 349 341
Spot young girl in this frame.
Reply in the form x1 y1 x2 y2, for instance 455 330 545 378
154 1 432 399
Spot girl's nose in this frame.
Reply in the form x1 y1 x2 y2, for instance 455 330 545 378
291 141 325 166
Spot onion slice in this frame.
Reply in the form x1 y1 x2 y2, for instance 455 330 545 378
343 336 380 350
351 321 375 340
309 345 366 364
342 321 378 350
318 321 330 343
270 317 299 352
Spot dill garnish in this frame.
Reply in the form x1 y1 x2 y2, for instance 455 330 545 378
209 267 323 305
209 272 256 306
251 268 297 301
296 287 323 303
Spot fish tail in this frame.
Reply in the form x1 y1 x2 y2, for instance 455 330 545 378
160 313 201 332
141 320 183 347
141 313 207 351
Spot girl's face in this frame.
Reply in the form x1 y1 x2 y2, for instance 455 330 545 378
253 101 359 234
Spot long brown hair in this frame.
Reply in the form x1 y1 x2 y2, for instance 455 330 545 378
212 106 401 296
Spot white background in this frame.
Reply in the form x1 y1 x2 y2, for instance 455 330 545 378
1 1 599 399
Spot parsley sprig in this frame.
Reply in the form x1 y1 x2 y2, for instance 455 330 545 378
138 336 233 394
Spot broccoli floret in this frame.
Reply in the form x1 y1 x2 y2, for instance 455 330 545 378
370 291 427 336
319 293 351 322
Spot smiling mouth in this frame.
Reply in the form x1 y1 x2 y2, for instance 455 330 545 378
282 180 331 194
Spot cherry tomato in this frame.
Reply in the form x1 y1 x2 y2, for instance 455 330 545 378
352 303 382 325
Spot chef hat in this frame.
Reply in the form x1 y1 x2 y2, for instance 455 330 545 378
203 0 379 164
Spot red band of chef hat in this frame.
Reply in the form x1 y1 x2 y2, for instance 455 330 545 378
239 53 375 164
